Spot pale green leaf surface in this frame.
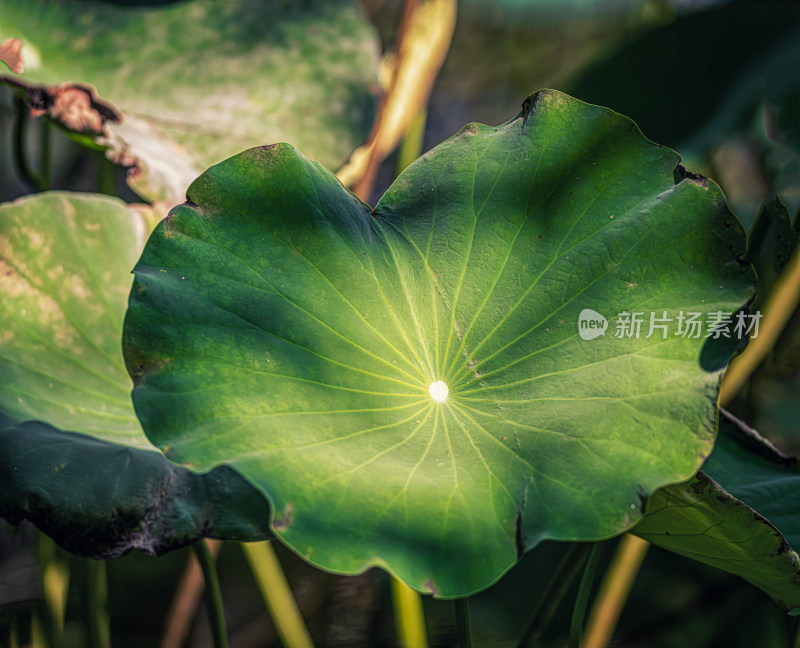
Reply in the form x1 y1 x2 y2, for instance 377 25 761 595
124 90 754 596
0 192 271 556
0 192 150 445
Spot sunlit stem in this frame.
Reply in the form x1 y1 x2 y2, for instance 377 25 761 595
392 577 429 648
341 0 456 199
396 109 427 175
38 532 69 646
581 534 649 648
193 540 228 648
242 541 314 648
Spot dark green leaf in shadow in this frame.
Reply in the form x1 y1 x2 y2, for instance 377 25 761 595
0 192 271 557
633 411 800 613
705 410 800 552
568 2 800 154
745 197 798 309
769 86 800 159
0 416 271 558
729 202 800 451
124 90 753 596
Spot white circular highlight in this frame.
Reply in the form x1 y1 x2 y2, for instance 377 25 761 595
428 380 449 403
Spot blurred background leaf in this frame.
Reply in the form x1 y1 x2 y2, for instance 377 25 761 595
0 0 379 203
0 192 272 558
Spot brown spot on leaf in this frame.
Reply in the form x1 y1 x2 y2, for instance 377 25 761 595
674 163 709 188
4 79 119 134
272 503 294 531
422 580 438 596
35 85 107 133
0 38 24 75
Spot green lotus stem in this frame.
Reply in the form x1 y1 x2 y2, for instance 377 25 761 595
85 559 110 648
96 153 115 196
569 543 605 648
31 612 47 647
8 614 20 648
40 117 51 188
38 533 69 645
582 534 649 648
396 109 427 175
517 542 591 647
13 95 47 192
241 541 313 648
193 540 228 648
392 577 429 648
162 540 223 648
454 597 471 648
42 558 70 640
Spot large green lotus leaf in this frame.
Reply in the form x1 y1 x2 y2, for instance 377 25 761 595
633 413 800 612
0 192 271 557
0 0 378 202
123 90 754 597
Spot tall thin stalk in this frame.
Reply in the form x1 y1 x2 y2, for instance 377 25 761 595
39 117 51 188
454 597 472 648
13 96 47 192
8 614 20 648
569 543 605 648
396 110 427 175
161 540 222 648
193 540 228 648
392 577 429 648
85 559 110 648
38 533 69 646
581 535 649 648
517 543 592 647
242 541 313 648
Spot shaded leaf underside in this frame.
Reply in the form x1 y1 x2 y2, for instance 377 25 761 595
634 410 800 613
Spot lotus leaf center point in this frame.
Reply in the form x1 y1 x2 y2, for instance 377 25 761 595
429 380 449 403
